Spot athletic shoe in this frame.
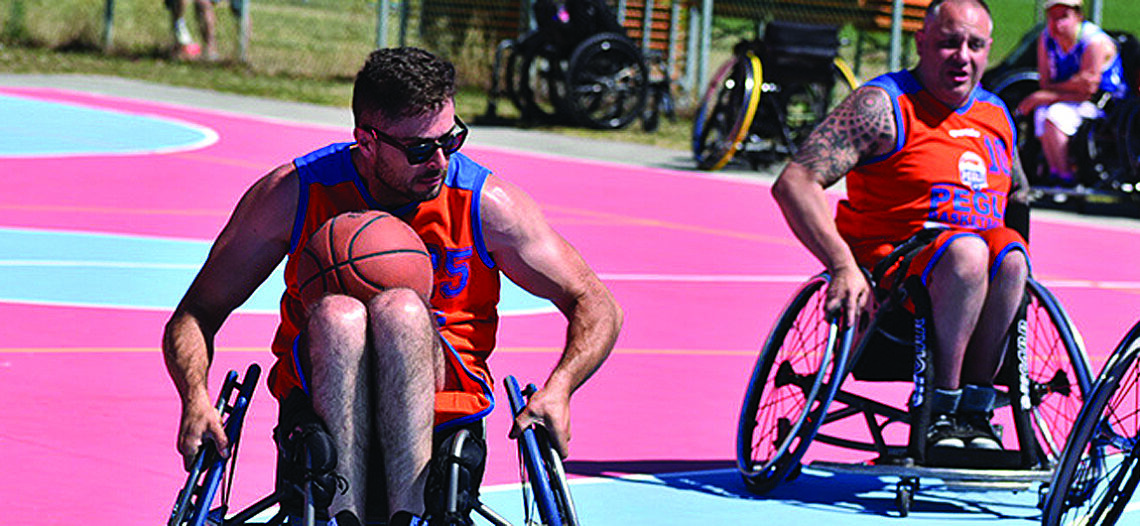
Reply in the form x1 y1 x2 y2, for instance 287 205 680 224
927 413 966 449
960 412 1003 450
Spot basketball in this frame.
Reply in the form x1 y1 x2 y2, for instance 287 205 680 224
295 210 434 305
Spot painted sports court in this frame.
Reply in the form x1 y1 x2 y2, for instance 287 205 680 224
0 75 1138 525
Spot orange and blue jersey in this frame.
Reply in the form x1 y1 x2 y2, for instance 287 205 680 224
267 142 497 431
836 70 1028 283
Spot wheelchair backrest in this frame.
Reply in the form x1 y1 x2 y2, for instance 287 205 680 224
759 20 841 85
532 0 626 50
1110 30 1140 96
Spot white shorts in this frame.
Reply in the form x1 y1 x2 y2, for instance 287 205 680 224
1034 101 1103 137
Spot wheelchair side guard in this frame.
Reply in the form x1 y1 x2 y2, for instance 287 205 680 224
275 389 346 515
168 364 261 526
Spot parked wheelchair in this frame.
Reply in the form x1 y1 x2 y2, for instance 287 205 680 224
482 0 658 130
167 366 579 526
692 20 859 171
982 25 1140 212
736 229 1101 518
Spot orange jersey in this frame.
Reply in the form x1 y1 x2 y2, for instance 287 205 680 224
267 143 498 431
836 70 1018 267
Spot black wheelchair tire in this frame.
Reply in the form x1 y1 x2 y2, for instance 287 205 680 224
563 32 648 130
1021 278 1095 464
517 43 569 124
1041 320 1140 526
736 273 851 494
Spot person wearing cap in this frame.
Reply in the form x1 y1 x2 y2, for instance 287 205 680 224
1016 0 1127 186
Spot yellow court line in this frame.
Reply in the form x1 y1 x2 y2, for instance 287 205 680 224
542 204 798 247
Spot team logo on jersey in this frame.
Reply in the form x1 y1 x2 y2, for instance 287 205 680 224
949 128 981 138
958 151 988 190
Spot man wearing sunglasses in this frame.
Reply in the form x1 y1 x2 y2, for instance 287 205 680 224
163 47 622 526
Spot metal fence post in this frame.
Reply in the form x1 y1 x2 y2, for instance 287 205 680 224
238 0 251 63
698 0 712 99
377 0 390 48
889 0 903 70
102 0 114 51
641 0 654 51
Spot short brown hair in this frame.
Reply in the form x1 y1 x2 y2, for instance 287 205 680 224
352 47 456 125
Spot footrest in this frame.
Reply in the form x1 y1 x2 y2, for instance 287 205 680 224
926 446 1024 469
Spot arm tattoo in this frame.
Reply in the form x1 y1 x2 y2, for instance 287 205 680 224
793 87 896 187
1008 144 1032 205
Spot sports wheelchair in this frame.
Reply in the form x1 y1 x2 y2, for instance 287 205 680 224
168 367 579 526
982 25 1140 212
736 230 1097 518
692 20 859 171
482 0 657 130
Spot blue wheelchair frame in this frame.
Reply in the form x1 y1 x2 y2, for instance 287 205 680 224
168 369 579 526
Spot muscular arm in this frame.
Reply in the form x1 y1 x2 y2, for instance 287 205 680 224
770 86 896 326
480 175 622 457
1021 32 1117 113
163 163 298 469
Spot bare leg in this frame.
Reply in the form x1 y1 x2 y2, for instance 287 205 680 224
367 288 444 517
962 249 1029 385
306 295 370 519
1040 120 1073 180
927 236 990 390
191 0 218 59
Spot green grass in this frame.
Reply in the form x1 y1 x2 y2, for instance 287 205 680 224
4 0 1140 155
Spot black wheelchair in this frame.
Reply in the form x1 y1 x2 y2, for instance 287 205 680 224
735 230 1101 518
168 367 578 526
692 20 859 171
982 25 1140 211
482 0 657 130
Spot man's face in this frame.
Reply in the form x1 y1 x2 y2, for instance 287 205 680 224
1046 5 1082 42
914 0 993 108
355 101 458 206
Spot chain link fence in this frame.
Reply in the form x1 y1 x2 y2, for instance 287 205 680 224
1 1 1135 99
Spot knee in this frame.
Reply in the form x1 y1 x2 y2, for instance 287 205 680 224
993 248 1029 288
937 237 989 288
366 288 433 340
307 295 368 344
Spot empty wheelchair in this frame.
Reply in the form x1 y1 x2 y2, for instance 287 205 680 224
168 366 579 526
692 20 858 171
483 0 649 130
736 231 1096 517
1041 318 1140 526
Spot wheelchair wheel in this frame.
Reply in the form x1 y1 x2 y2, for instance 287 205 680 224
987 68 1043 181
1023 278 1095 464
517 43 569 124
691 51 762 171
1041 320 1140 526
505 376 579 526
737 273 852 494
744 58 858 166
563 32 649 129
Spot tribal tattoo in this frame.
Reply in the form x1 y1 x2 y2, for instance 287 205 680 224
793 87 896 187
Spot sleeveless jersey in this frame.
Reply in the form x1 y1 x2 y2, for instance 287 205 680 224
836 70 1018 264
1045 21 1127 100
267 143 498 431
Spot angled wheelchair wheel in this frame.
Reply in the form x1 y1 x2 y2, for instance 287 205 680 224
517 43 569 124
1022 278 1095 464
737 273 853 494
745 58 858 166
987 68 1043 181
505 376 579 526
691 51 761 171
563 32 649 130
1041 320 1140 526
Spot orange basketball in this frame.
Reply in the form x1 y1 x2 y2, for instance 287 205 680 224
295 211 433 306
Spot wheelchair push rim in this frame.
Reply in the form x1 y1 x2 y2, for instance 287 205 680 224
505 375 580 526
736 273 852 493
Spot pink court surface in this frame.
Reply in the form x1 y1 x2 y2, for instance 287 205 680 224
1 79 1139 525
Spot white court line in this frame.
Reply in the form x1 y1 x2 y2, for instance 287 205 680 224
0 259 198 269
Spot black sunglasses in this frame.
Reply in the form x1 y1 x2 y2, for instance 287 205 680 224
361 116 468 165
